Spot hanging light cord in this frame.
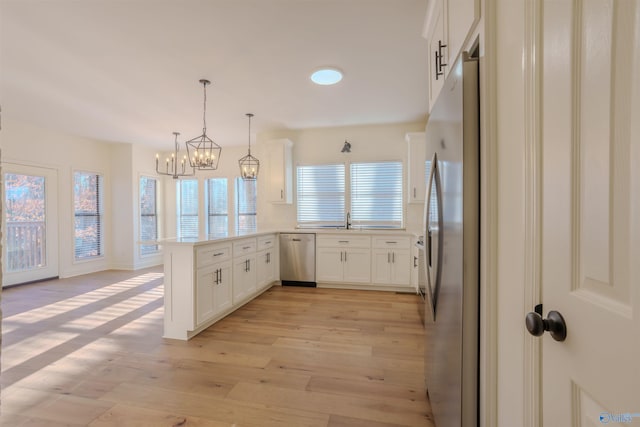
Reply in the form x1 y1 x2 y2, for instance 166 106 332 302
247 114 252 154
202 81 207 134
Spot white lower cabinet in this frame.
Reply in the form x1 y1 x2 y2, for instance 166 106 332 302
372 248 411 286
163 234 278 341
256 234 277 290
233 254 257 303
316 235 371 284
371 236 412 287
196 261 232 326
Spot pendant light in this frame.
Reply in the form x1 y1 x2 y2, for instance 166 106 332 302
238 113 260 180
155 132 195 179
185 79 222 170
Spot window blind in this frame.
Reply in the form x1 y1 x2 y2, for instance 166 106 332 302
296 164 345 228
236 177 257 234
350 161 403 228
140 176 158 255
177 179 198 238
74 172 104 259
206 178 228 237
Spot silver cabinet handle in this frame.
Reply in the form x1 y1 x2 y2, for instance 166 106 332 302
387 253 390 263
281 189 284 199
344 251 347 262
340 251 343 262
338 240 349 244
242 246 251 250
413 187 416 198
392 252 395 263
213 252 224 257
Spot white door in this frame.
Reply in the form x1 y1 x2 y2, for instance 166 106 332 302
2 163 58 286
541 1 640 425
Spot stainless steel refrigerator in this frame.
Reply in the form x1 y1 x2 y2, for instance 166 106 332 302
422 51 479 427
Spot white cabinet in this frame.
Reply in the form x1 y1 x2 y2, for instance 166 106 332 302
316 235 371 284
195 242 233 327
195 261 232 326
267 139 293 204
424 0 479 109
232 237 257 303
371 236 412 287
407 132 427 204
256 234 277 290
445 0 479 69
426 0 446 110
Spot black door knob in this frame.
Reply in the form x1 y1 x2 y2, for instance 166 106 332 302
525 310 567 342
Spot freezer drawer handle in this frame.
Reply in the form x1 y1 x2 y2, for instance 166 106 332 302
292 238 302 242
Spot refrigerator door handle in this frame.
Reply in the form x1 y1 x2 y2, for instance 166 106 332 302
425 152 444 319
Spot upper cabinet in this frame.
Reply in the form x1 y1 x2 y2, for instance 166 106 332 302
424 0 479 109
406 132 427 204
426 0 447 110
266 139 293 204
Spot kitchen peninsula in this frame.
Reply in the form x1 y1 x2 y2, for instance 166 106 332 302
161 229 419 340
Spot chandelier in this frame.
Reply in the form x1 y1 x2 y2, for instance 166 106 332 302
185 79 222 170
238 113 260 180
156 132 195 179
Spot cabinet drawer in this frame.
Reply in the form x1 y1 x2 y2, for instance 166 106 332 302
196 243 232 267
257 234 276 250
316 234 371 248
233 238 257 256
372 236 411 249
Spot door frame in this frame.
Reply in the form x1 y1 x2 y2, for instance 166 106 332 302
479 0 543 426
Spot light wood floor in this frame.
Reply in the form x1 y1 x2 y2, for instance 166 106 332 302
1 267 433 426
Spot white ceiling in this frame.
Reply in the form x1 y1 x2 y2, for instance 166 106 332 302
0 0 429 149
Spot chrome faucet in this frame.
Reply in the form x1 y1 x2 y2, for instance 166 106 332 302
346 212 351 229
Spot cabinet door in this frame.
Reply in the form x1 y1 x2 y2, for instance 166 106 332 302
407 132 427 204
343 248 371 283
195 265 217 326
371 249 392 284
233 255 257 303
390 249 411 286
427 0 446 110
267 139 293 204
316 247 343 282
214 261 232 315
446 0 479 69
256 249 276 290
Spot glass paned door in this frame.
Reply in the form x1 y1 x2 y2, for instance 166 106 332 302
3 164 58 286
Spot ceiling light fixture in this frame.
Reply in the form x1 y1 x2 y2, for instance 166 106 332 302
185 79 222 170
310 67 343 85
238 113 259 180
341 139 351 153
155 132 195 179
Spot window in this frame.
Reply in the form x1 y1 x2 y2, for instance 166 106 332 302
296 164 345 228
236 177 257 234
177 179 198 238
74 171 104 260
206 178 228 237
350 161 403 228
140 176 158 255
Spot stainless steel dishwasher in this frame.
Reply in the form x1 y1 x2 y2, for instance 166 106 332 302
279 233 316 286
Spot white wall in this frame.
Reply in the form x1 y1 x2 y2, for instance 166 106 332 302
255 121 427 232
1 118 163 279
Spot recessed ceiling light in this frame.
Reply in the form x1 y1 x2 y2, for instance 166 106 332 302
310 68 343 85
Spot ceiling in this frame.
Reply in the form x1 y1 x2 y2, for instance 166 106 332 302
0 0 429 149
